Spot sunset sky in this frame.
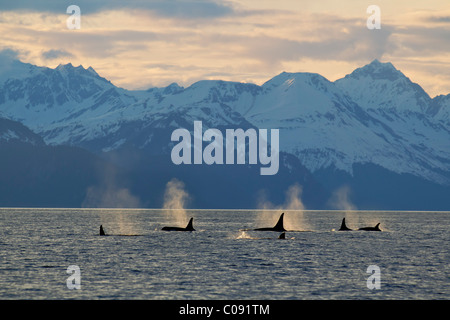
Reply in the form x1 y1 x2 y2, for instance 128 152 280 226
0 0 449 97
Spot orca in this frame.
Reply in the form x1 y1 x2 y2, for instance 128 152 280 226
162 217 195 231
358 223 381 231
337 218 381 231
338 218 353 231
254 213 286 232
99 225 106 236
278 232 286 239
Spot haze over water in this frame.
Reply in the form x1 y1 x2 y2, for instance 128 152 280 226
0 208 448 299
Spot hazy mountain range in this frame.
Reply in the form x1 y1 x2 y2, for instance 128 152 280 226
0 56 449 210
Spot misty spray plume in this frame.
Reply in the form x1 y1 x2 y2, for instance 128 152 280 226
163 178 191 226
82 163 141 235
328 185 363 228
328 185 384 229
328 185 357 211
257 183 310 231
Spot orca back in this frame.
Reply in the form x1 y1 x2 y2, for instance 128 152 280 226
254 212 286 231
162 217 195 231
359 223 382 231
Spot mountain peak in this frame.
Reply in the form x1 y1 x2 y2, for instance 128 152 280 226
56 62 95 73
56 62 94 72
335 60 431 113
163 82 184 94
344 59 403 82
54 62 110 85
368 59 396 71
56 62 73 70
86 66 100 77
368 58 386 66
262 71 332 90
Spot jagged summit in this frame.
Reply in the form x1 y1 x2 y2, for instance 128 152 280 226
340 59 403 82
54 62 109 83
0 58 448 186
56 62 73 69
162 82 184 94
335 59 431 113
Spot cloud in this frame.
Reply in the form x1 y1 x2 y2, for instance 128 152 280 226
0 1 449 96
0 48 21 60
0 0 237 19
188 15 394 69
41 49 73 60
391 25 450 55
423 14 450 23
0 48 30 69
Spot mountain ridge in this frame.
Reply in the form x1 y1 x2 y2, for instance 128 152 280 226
1 58 449 181
0 56 449 211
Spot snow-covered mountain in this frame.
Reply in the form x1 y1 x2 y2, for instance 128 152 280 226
244 71 426 178
0 58 150 148
335 60 450 185
0 57 261 153
0 56 449 192
430 94 450 126
334 59 431 113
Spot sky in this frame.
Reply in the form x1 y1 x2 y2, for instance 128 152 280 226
0 0 449 97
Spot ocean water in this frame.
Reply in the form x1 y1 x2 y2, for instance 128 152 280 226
0 208 448 300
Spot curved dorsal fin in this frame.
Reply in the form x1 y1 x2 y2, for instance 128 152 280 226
339 218 352 231
273 213 285 231
185 217 195 231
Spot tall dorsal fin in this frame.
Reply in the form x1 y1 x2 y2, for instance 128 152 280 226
185 217 195 231
273 213 285 231
339 218 352 231
99 225 106 236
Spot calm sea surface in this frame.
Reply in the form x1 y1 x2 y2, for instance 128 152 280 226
0 208 448 300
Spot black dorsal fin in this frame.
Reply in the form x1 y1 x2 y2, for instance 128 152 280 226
273 213 285 231
339 218 352 231
185 217 195 231
99 225 106 236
